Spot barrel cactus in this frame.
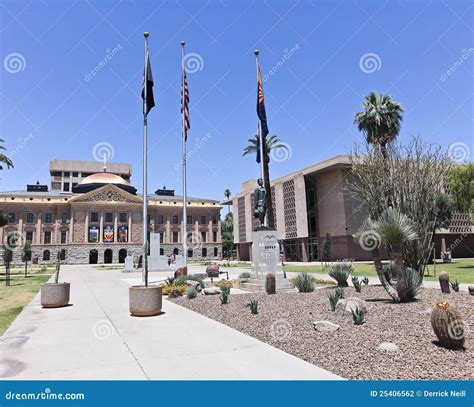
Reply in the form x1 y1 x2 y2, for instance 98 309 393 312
430 301 465 349
266 273 276 294
438 271 450 294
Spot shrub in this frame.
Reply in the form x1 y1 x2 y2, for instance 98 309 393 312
351 307 365 325
328 261 353 287
293 272 315 292
352 276 362 293
161 284 187 296
239 271 251 279
215 279 233 289
248 299 258 314
335 286 345 299
450 280 460 292
219 285 230 304
175 274 205 288
186 286 198 299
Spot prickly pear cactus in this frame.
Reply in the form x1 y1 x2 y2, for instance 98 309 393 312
430 301 465 349
438 271 450 294
266 273 276 295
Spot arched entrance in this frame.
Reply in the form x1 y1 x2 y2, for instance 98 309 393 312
89 249 98 264
104 249 113 264
59 249 66 261
118 249 127 263
173 248 179 255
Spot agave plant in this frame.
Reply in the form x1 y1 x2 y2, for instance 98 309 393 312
351 306 365 325
248 299 258 315
328 261 353 287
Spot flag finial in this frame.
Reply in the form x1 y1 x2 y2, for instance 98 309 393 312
254 49 259 56
180 40 186 47
144 32 149 38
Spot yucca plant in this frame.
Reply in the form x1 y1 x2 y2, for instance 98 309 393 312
335 286 345 300
248 299 258 314
186 286 198 299
450 280 460 293
351 306 365 325
293 272 315 292
352 276 362 292
219 285 230 304
362 276 369 285
328 261 353 287
328 292 339 311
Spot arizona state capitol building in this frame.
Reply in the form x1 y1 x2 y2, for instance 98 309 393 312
0 160 222 265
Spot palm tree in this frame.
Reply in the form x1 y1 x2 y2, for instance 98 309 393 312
0 139 14 170
224 189 231 214
354 92 404 158
243 135 288 229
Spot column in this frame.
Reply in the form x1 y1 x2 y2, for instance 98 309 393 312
18 218 24 242
99 212 104 242
36 216 42 245
128 211 132 243
84 212 89 242
217 220 222 243
69 216 74 243
194 220 199 243
208 220 212 243
165 219 171 243
114 212 118 243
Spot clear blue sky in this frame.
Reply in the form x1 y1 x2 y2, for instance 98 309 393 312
0 0 472 203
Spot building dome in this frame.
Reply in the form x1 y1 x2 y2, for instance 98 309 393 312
80 172 129 186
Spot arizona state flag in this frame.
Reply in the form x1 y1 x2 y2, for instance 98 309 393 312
141 46 155 117
256 62 268 163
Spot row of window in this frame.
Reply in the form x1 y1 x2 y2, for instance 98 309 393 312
157 214 218 225
24 230 68 244
8 212 70 224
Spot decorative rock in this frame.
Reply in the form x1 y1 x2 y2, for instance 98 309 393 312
206 264 220 278
168 289 183 298
378 342 400 352
468 286 474 296
335 297 372 315
204 286 221 295
174 267 188 279
313 321 340 332
185 280 202 292
438 271 450 294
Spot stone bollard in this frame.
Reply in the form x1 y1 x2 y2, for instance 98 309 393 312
438 271 450 294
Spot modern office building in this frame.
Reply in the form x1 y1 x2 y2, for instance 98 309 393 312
0 160 222 265
230 156 473 262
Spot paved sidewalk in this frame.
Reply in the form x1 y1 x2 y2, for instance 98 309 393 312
0 265 341 380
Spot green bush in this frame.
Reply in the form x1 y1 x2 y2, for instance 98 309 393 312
293 272 315 292
238 271 251 279
328 261 353 287
175 274 206 288
186 286 198 299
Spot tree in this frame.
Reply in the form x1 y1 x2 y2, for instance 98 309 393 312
448 163 473 214
21 241 32 278
221 212 235 260
224 189 231 214
321 232 331 267
0 139 14 170
434 193 454 230
2 242 14 286
354 92 404 159
243 134 288 229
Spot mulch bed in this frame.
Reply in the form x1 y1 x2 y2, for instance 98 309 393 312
171 286 473 380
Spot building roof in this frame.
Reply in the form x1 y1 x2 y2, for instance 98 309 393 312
49 159 131 175
79 172 129 186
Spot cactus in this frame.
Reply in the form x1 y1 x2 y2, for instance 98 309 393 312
430 301 465 349
438 271 450 294
352 276 362 292
351 306 365 325
248 299 258 314
186 286 198 299
266 273 276 294
450 280 460 293
219 285 230 304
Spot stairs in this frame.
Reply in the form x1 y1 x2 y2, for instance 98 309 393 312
240 274 295 292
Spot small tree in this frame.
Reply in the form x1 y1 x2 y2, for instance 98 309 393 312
21 241 32 278
222 212 235 260
448 163 473 216
321 232 331 267
2 243 13 286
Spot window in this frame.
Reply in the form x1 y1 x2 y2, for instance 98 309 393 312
147 214 151 224
172 215 179 225
157 215 164 224
64 171 70 177
213 231 217 242
201 231 206 242
44 231 51 244
26 213 35 223
200 215 207 225
61 213 69 224
26 231 33 242
187 249 193 258
72 172 78 177
59 249 66 261
90 212 99 223
105 212 113 223
52 172 61 177
63 182 70 192
212 216 217 225
8 213 15 223
187 215 193 224
44 213 53 224
173 231 179 243
202 248 207 257
61 230 67 244
159 232 164 243
214 247 218 257
173 248 179 255
43 250 50 261
119 212 127 223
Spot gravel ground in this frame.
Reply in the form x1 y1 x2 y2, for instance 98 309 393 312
171 286 473 380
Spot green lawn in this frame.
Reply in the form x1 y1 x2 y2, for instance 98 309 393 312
284 258 474 284
0 268 52 336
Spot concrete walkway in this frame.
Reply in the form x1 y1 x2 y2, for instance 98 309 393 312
0 265 341 380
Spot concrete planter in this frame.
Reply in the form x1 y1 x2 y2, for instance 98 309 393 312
129 285 162 317
41 282 70 308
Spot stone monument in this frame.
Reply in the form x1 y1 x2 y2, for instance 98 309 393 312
122 255 134 273
148 232 169 271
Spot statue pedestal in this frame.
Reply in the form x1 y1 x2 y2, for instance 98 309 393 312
241 229 294 292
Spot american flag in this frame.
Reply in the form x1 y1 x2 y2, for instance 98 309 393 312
181 70 190 141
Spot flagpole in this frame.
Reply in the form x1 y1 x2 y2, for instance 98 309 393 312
142 32 149 285
254 49 266 227
181 40 188 269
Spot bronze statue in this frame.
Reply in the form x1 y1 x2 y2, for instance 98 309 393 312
254 178 266 227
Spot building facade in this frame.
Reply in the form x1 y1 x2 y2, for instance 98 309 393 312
1 160 222 265
231 156 473 262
